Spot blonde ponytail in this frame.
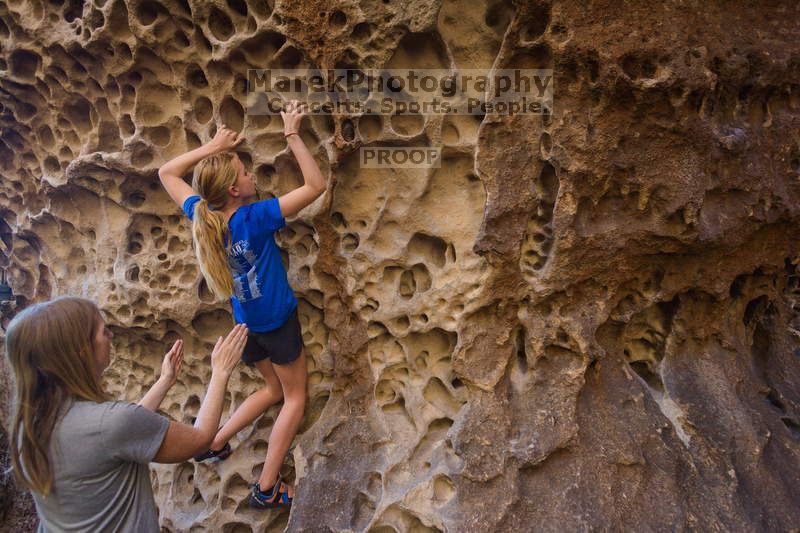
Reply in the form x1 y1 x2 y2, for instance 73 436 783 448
191 152 240 300
192 198 234 299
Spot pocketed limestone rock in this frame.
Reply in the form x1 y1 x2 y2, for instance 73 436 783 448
1 1 799 532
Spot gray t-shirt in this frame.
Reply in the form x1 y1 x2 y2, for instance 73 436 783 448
32 400 170 533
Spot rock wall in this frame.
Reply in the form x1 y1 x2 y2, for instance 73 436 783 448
1 0 800 531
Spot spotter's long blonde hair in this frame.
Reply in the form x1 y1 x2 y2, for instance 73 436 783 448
5 297 107 495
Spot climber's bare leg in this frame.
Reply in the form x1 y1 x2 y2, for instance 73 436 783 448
257 349 307 489
210 359 283 450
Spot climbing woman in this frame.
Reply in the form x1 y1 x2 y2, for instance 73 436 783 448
5 296 249 532
157 100 326 509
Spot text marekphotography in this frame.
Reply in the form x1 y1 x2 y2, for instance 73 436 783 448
246 69 553 116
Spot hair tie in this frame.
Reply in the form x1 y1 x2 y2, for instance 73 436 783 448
197 197 219 211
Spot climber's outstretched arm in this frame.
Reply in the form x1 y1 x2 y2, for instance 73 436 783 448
158 125 244 207
277 100 326 218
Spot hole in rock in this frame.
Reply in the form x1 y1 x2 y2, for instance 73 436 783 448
126 265 140 282
342 233 359 252
227 0 248 17
358 114 383 141
241 31 285 65
782 417 800 438
629 360 664 391
120 114 135 136
9 49 41 81
220 96 245 132
146 126 171 146
187 65 208 88
765 389 785 411
407 233 447 267
126 190 146 207
277 46 303 69
330 10 347 29
194 96 213 124
515 327 528 373
43 156 60 174
135 1 161 25
485 0 514 33
342 119 356 142
64 0 83 22
209 7 234 41
352 22 372 41
390 112 424 136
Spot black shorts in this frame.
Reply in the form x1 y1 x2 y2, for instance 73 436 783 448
241 308 303 366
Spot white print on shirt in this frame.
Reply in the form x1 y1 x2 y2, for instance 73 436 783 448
229 239 262 301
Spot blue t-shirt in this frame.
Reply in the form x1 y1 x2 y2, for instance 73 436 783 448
183 195 297 332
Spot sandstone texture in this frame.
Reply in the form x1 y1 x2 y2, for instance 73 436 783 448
2 0 800 531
